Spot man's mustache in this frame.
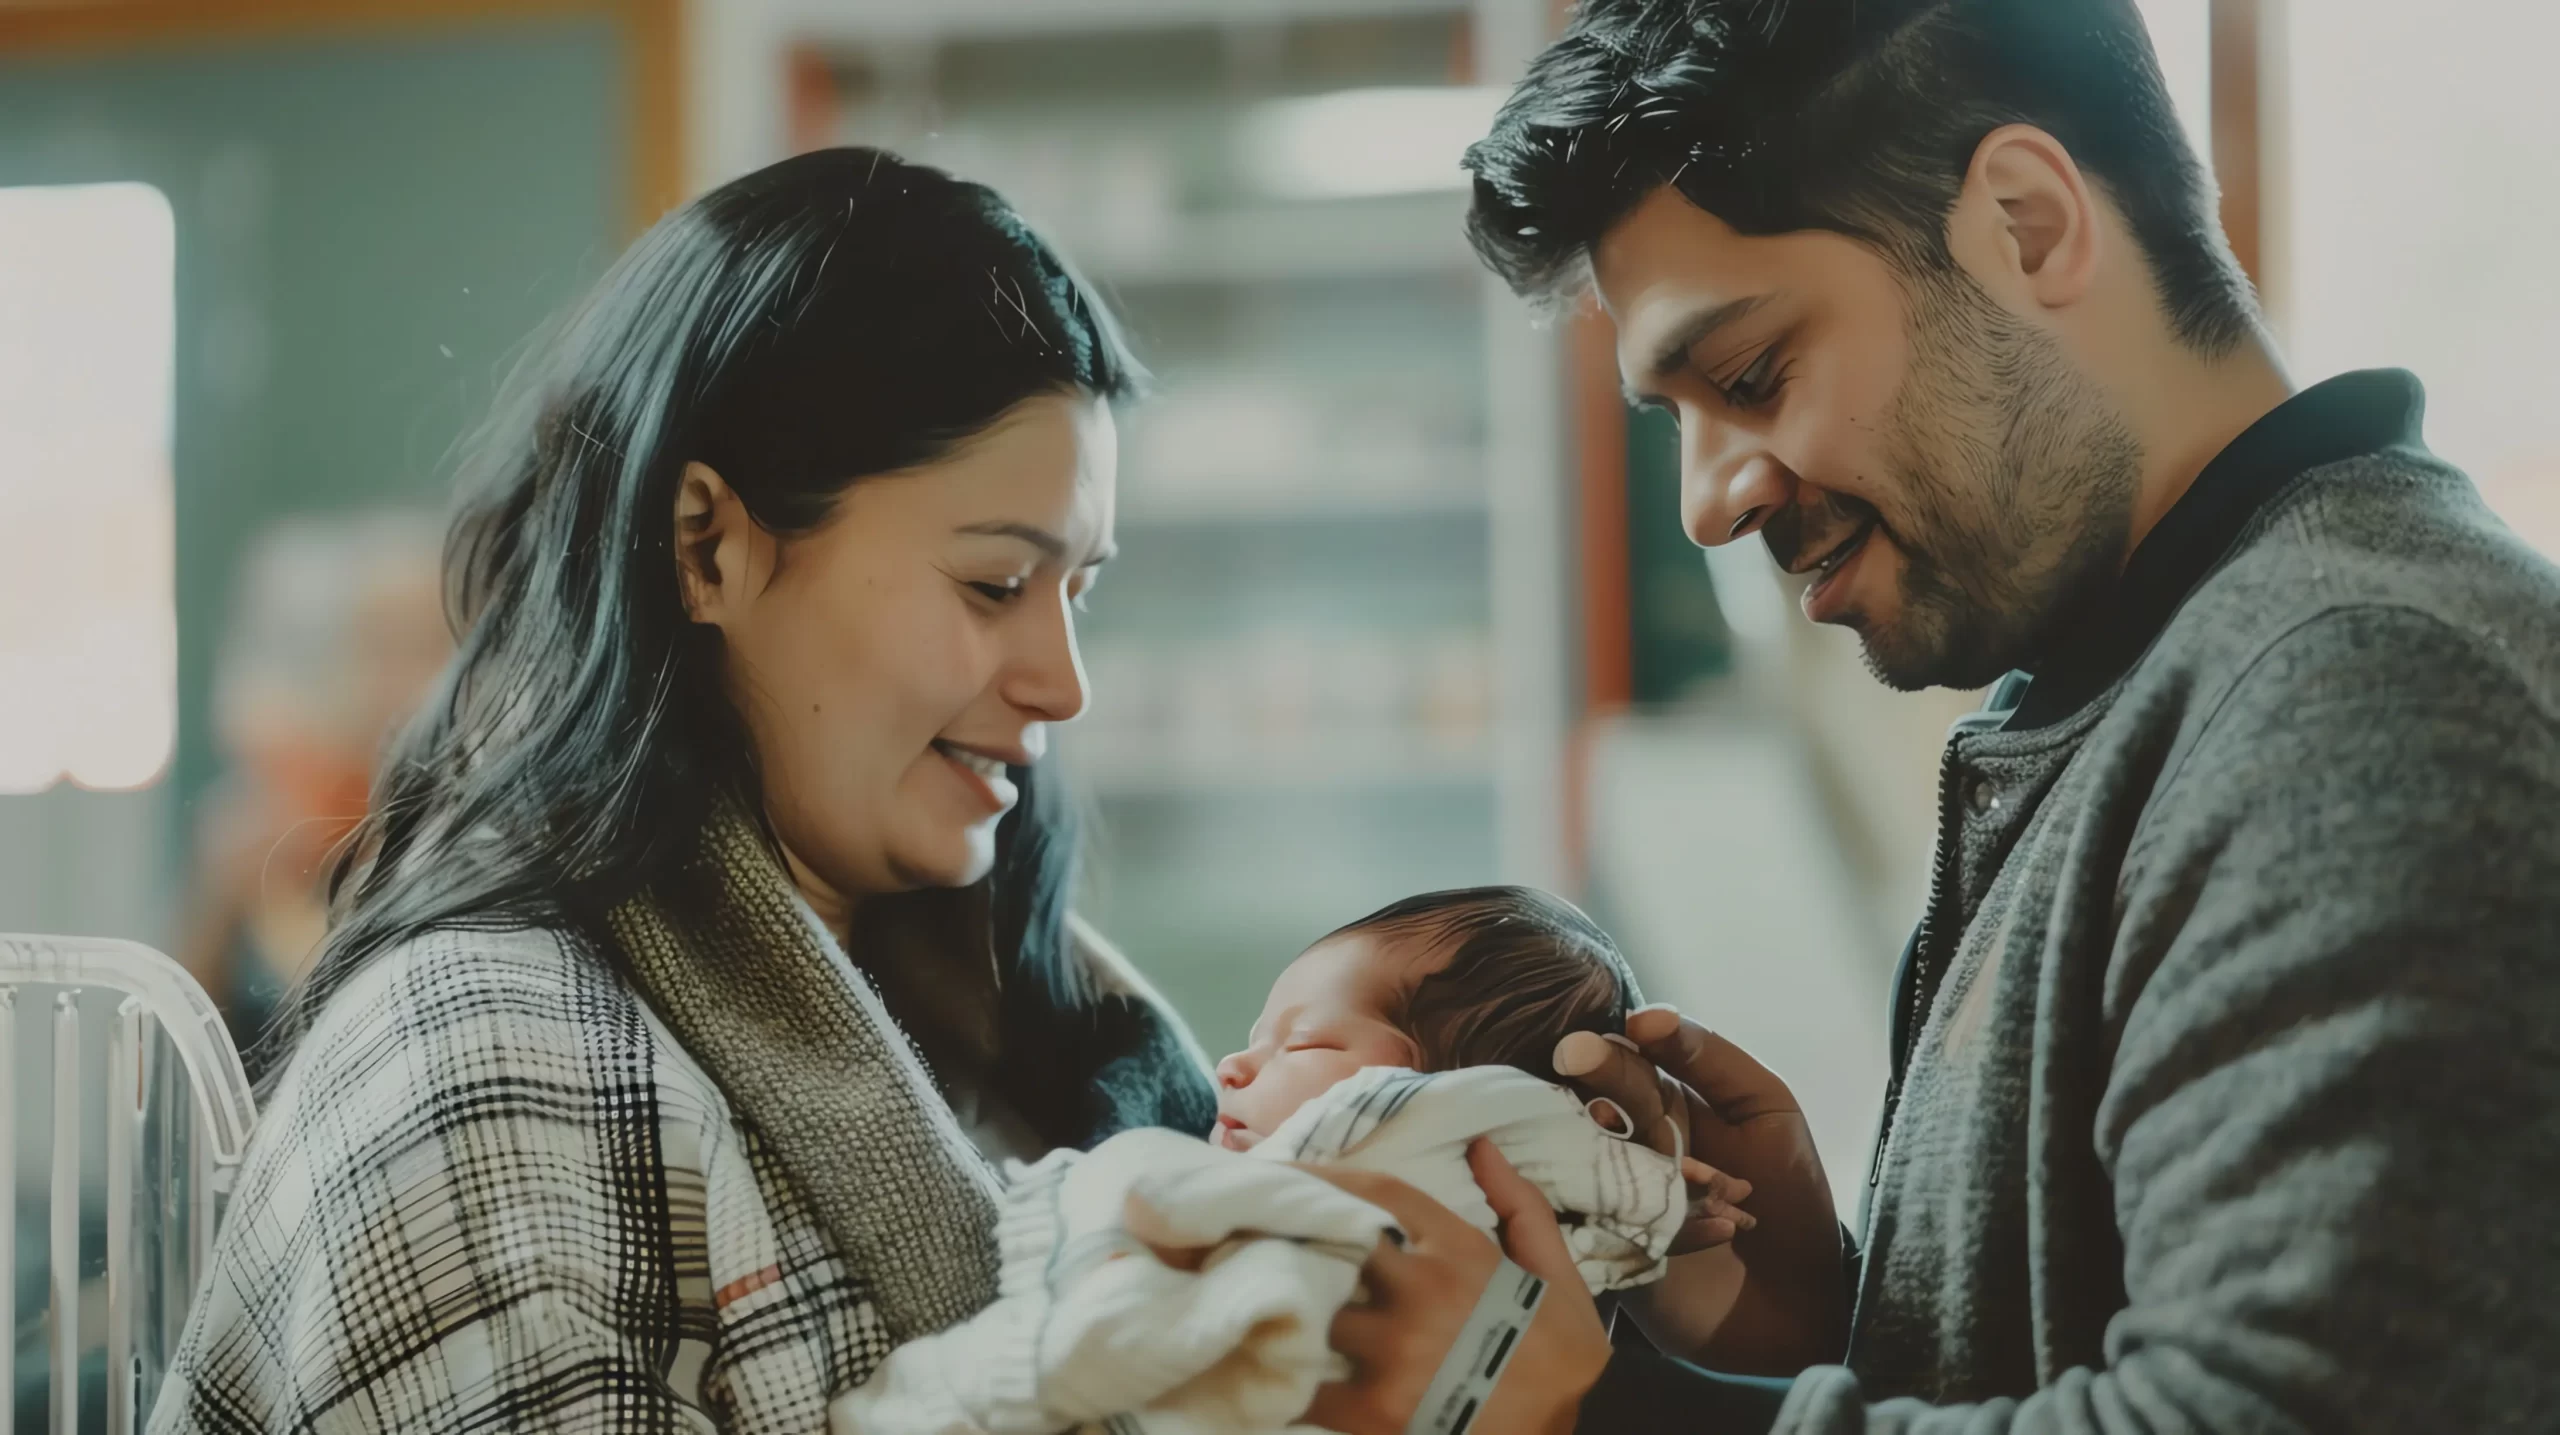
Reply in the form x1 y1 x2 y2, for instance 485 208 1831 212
1760 493 1883 574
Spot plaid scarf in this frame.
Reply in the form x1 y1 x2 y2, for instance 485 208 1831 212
606 802 1004 1342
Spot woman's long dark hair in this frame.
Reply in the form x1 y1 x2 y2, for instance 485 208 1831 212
282 149 1148 1141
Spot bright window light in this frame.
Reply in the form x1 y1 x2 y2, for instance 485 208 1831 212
2133 0 2213 164
2284 3 2560 557
0 182 178 793
1239 86 1506 200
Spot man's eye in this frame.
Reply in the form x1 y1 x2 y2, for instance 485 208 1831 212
1714 348 1785 409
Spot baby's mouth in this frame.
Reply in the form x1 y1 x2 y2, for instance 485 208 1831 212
1212 1114 1260 1152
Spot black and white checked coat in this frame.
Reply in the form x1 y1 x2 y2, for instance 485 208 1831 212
149 922 1211 1434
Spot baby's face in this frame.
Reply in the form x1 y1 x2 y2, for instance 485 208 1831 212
1211 932 1429 1152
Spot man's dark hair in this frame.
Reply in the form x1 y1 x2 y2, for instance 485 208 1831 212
1463 0 2257 354
1331 886 1643 1082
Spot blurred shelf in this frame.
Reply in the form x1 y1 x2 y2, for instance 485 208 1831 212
785 0 1470 43
1074 198 1476 286
1117 482 1485 525
1068 734 1493 795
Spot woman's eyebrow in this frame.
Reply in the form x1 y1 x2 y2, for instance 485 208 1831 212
957 518 1114 568
955 519 1067 559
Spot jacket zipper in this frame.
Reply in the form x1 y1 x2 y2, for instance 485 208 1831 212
1870 740 1969 1188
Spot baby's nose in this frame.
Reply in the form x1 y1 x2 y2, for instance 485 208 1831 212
1213 1051 1253 1089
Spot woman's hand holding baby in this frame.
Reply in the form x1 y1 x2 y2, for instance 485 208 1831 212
1299 1142 1611 1435
1553 1006 1850 1374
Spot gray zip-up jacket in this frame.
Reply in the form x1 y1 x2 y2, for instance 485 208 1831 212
1583 372 2560 1433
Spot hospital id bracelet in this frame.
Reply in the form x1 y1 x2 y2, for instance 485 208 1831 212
1405 1258 1548 1435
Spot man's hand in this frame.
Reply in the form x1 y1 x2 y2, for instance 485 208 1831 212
1301 1142 1612 1435
1556 1006 1848 1372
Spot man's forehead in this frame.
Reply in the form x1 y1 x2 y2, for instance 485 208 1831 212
1593 188 1772 382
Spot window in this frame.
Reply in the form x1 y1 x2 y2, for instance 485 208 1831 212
2283 3 2560 555
0 182 178 793
2134 0 2213 163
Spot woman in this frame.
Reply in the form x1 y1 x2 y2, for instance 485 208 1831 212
153 149 1216 1433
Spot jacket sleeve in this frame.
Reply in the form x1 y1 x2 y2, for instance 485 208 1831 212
151 943 726 1434
1765 605 2560 1434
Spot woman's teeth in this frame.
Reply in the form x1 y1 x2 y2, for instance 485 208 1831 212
940 744 1008 781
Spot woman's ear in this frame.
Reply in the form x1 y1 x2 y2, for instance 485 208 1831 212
673 461 770 628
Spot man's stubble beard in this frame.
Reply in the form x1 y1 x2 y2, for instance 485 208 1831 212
1851 271 2146 693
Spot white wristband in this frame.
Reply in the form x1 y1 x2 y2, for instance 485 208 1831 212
1405 1259 1548 1435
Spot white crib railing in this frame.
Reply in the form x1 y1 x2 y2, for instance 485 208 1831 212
2 936 256 1435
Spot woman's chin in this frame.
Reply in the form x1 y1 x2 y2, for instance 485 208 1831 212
885 824 1000 891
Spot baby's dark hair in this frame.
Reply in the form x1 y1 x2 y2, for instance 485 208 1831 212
1329 886 1643 1082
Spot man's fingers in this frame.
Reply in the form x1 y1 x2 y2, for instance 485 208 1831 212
1468 1139 1579 1286
1683 1157 1754 1207
1628 1006 1800 1122
1552 1030 1682 1159
1679 1214 1739 1249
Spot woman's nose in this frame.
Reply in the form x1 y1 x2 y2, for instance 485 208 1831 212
1004 590 1089 723
1680 431 1796 549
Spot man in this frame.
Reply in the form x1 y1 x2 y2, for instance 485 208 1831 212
1304 2 2560 1432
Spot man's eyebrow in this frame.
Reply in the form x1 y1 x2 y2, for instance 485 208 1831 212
1621 294 1774 407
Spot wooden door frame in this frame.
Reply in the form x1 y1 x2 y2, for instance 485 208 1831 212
2210 0 2277 311
0 0 684 233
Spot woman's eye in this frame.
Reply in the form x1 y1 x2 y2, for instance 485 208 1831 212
967 578 1026 604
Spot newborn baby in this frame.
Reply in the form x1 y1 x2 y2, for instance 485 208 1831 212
1213 885 1647 1155
834 887 1688 1435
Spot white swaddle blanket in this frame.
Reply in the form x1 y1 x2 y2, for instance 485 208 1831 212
829 1065 1686 1435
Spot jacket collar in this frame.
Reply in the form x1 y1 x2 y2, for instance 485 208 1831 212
1995 369 2430 731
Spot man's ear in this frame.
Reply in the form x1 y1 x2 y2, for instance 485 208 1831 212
673 461 771 628
1951 123 2101 313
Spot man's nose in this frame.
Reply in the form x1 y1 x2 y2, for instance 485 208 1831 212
1680 421 1796 549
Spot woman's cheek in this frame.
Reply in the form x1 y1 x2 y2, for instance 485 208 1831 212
876 591 998 726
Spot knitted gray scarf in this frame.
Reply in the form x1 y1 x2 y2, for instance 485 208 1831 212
604 803 1002 1342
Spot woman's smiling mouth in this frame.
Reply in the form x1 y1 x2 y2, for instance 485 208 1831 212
931 740 1020 813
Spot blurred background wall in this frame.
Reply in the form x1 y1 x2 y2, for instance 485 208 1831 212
0 0 2552 1224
